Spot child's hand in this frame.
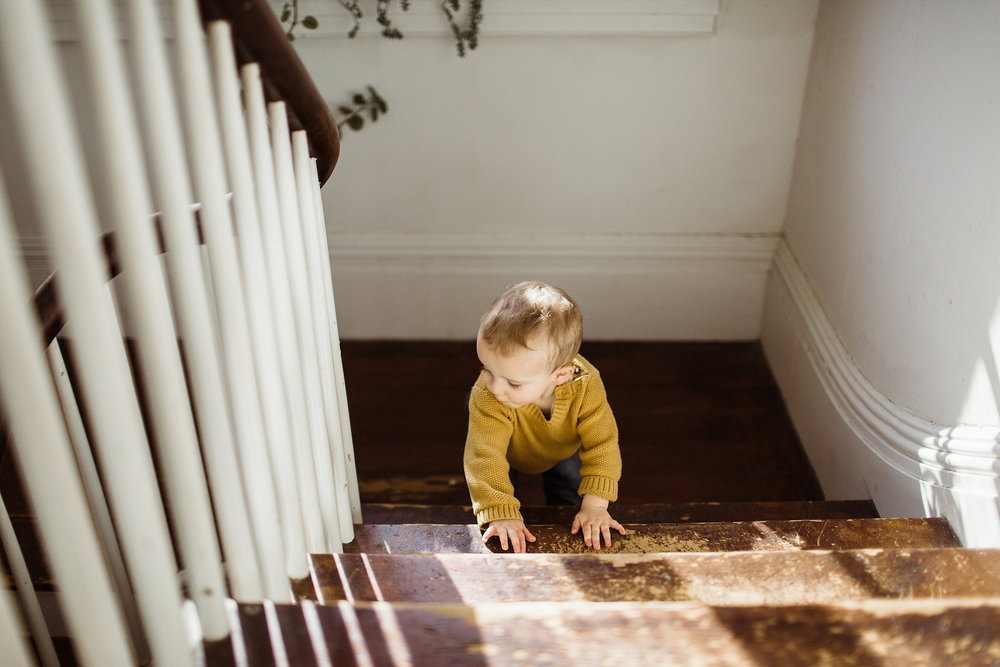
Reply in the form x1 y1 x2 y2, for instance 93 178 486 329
571 494 627 551
482 519 536 553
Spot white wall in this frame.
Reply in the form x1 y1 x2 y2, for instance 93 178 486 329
288 0 819 339
762 1 1000 546
8 2 818 339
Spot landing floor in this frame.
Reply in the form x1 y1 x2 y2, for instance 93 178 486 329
341 341 823 506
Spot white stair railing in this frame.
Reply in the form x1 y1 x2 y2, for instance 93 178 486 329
242 64 327 572
297 136 361 534
127 0 273 606
0 164 144 665
309 159 363 524
207 22 298 599
0 0 356 662
271 100 334 555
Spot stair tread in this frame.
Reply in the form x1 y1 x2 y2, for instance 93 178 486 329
310 548 1000 605
361 499 880 525
210 599 1000 666
343 517 960 554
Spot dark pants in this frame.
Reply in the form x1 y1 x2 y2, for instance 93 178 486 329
509 450 583 506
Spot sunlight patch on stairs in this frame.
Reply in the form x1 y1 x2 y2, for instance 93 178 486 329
194 502 1000 664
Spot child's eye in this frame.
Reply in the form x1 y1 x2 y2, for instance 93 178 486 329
507 382 521 389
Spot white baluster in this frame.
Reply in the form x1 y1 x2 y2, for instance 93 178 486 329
0 179 137 664
0 559 37 667
269 101 330 554
309 159 363 523
206 20 296 598
242 64 314 575
0 495 58 667
123 0 270 605
48 342 150 663
175 0 302 588
69 0 235 631
292 132 345 549
0 1 193 662
293 135 354 543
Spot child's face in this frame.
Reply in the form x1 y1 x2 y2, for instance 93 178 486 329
476 334 569 410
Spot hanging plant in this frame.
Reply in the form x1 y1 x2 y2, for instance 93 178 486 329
279 1 320 41
335 86 389 135
280 0 483 56
441 0 483 56
377 0 410 39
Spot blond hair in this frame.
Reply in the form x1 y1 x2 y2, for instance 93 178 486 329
478 281 583 370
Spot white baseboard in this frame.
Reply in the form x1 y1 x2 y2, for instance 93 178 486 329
20 229 779 339
762 239 1000 547
327 231 779 339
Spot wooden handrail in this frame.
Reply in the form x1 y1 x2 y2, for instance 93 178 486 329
198 0 340 185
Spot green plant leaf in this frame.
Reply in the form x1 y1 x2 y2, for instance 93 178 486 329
368 86 388 113
287 32 296 41
370 107 379 122
352 93 366 106
338 106 354 116
280 5 291 22
347 115 364 131
302 15 319 29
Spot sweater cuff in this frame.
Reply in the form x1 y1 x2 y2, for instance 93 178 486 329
578 476 618 502
476 503 524 529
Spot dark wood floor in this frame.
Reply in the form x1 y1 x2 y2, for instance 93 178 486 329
0 341 823 512
341 341 823 507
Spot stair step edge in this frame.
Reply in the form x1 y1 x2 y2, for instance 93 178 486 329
343 517 960 554
225 598 1000 667
360 499 880 524
309 548 1000 605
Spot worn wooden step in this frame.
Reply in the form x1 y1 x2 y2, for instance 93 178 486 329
209 599 1000 666
343 517 960 554
309 548 1000 605
0 501 880 590
360 499 880 525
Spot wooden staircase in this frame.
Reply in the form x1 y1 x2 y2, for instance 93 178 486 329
210 500 1000 665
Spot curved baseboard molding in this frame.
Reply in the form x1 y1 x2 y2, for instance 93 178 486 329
771 240 1000 498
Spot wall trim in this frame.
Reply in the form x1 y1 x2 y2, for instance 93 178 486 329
45 1 719 41
46 0 172 41
328 230 778 272
274 0 720 38
20 229 779 339
20 230 780 272
771 239 1000 497
325 230 777 339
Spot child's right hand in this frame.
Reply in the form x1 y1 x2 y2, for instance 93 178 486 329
482 519 536 553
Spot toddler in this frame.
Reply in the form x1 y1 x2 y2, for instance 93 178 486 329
463 281 625 552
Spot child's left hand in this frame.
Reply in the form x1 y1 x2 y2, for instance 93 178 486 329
571 494 627 551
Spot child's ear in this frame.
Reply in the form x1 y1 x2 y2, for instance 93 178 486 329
552 365 575 386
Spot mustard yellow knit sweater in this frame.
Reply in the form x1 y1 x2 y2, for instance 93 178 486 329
463 354 621 527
